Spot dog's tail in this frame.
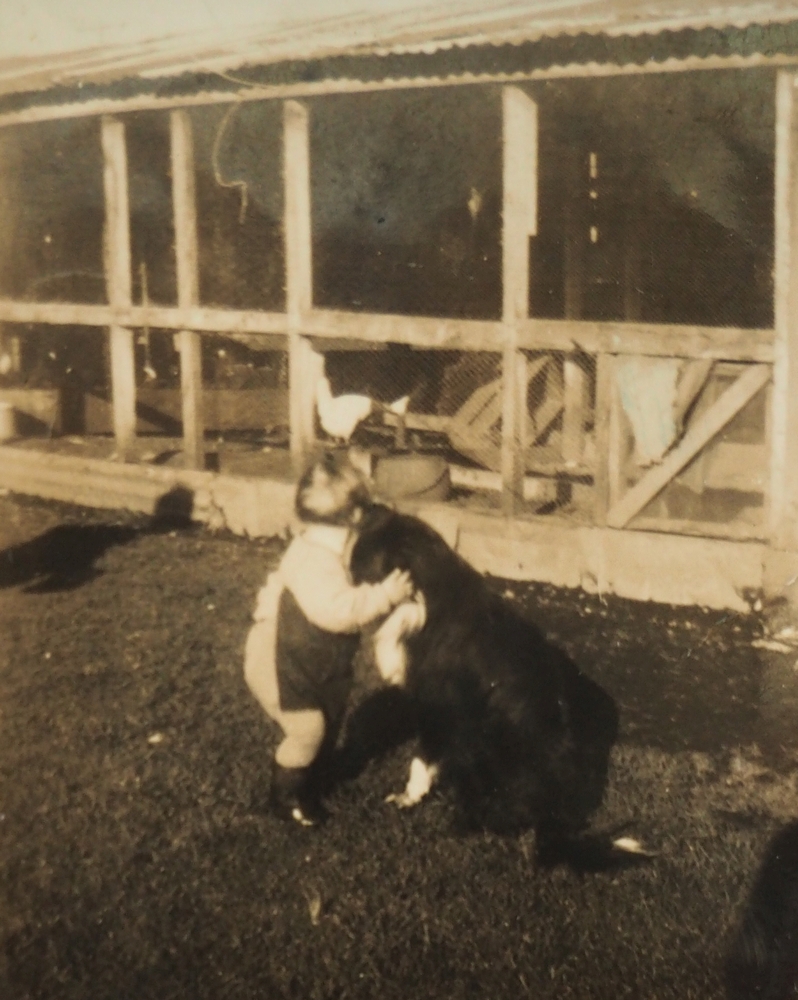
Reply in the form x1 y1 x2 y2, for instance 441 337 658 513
535 823 656 873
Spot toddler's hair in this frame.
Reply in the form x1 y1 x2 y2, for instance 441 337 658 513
295 450 372 526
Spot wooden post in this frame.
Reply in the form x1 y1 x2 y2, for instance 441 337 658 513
770 71 798 551
170 108 204 470
562 154 588 467
501 86 538 513
593 353 614 522
284 99 323 473
101 116 135 460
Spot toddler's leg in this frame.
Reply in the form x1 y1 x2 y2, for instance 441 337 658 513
245 622 328 826
271 709 328 827
275 710 326 769
243 618 281 718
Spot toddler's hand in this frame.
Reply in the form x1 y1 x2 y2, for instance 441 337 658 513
382 568 414 605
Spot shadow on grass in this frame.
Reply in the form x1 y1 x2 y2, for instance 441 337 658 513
0 486 197 593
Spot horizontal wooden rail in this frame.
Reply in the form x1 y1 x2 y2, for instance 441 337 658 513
0 299 288 343
517 318 775 362
299 311 776 362
302 308 504 351
0 298 776 362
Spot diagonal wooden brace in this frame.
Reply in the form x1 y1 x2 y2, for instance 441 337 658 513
606 362 771 529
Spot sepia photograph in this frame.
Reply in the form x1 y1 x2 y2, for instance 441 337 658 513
1 1 798 997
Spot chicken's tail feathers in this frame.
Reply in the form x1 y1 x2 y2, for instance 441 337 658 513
386 395 410 416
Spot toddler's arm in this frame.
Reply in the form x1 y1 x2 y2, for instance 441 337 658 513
283 543 413 633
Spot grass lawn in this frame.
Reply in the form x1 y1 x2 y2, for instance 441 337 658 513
1 494 796 1000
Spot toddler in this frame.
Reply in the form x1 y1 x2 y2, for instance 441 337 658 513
244 451 413 826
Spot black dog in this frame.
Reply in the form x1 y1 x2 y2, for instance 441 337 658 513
349 505 638 867
725 820 798 1000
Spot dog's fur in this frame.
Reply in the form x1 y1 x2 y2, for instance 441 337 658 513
349 504 620 851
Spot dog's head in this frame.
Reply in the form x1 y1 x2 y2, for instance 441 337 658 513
349 504 402 583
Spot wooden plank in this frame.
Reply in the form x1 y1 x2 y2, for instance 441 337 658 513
606 359 627 512
561 170 588 468
283 99 321 470
674 359 714 428
448 464 556 504
170 108 204 470
676 365 719 495
528 357 562 442
501 86 538 513
770 70 798 550
383 411 450 433
500 344 528 511
308 311 774 361
628 515 766 543
0 388 60 434
284 100 313 322
670 358 717 496
0 299 289 337
606 363 771 529
592 353 613 523
592 354 629 518
101 115 136 461
450 505 765 611
3 53 798 131
517 317 774 362
0 296 774 362
304 308 501 351
763 379 774 531
502 86 537 321
0 443 297 539
562 359 587 464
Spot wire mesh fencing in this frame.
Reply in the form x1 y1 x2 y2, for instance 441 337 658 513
312 344 601 514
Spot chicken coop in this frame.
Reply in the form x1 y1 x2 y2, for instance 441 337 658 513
2 2 798 610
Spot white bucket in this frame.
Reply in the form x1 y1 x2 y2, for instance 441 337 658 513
0 401 16 442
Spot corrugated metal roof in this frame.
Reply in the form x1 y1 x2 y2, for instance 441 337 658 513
1 0 798 100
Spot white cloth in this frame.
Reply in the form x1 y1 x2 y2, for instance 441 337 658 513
615 357 682 466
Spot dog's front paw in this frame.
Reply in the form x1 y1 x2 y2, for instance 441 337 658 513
385 756 438 809
385 790 418 808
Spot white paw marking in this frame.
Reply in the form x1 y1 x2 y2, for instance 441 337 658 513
386 756 438 808
612 836 657 857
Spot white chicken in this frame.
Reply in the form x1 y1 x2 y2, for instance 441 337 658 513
315 375 373 442
315 374 410 444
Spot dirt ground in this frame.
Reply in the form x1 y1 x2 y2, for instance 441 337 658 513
2 491 798 1000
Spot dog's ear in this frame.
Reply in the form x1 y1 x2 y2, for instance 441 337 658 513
356 502 395 535
350 505 397 582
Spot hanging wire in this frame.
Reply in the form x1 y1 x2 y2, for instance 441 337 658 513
211 102 249 224
138 261 156 381
214 69 259 88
